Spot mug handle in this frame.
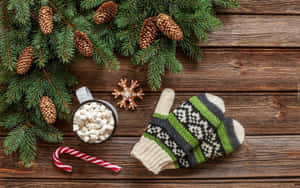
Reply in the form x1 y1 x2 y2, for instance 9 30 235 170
76 86 94 104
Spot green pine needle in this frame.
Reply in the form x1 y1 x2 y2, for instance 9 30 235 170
0 0 238 166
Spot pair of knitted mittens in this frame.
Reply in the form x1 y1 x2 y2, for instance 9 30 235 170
131 89 245 174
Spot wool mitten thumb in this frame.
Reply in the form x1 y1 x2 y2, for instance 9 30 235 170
131 88 176 174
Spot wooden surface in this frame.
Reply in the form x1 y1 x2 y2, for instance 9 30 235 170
2 1 300 188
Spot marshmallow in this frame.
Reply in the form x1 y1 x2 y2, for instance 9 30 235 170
90 134 98 140
82 136 90 142
77 131 85 136
73 124 79 131
107 124 114 130
73 101 115 143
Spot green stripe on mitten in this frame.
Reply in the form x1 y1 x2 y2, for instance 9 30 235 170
131 89 245 174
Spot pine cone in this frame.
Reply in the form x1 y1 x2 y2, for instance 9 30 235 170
39 6 53 35
40 96 57 124
93 1 118 24
16 46 34 75
73 30 94 57
156 13 184 41
139 17 159 49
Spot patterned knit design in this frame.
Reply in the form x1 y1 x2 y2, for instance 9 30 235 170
173 101 225 160
145 123 190 168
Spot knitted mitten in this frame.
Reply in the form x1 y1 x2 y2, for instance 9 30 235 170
131 89 245 174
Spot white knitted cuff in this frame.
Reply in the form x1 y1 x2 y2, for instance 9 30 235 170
131 136 175 174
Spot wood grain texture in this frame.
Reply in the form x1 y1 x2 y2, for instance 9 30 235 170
2 179 300 188
2 0 300 186
2 92 299 136
1 136 300 179
45 92 300 136
217 0 300 14
203 15 300 47
71 49 300 92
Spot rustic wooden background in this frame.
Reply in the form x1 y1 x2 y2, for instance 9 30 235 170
2 0 300 187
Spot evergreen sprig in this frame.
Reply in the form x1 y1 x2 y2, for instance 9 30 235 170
0 0 118 166
112 0 239 90
0 0 238 166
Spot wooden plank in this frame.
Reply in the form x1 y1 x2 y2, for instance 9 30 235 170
217 0 300 14
1 136 300 179
71 49 300 92
2 92 299 137
203 15 300 47
2 179 300 188
48 92 300 136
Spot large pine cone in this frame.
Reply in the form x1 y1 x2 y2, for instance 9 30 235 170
16 46 34 75
73 31 94 57
139 17 159 49
156 14 184 41
39 6 53 35
93 1 118 24
40 96 57 124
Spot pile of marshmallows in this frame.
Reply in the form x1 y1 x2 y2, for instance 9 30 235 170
73 102 115 143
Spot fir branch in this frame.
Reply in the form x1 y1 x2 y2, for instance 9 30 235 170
5 76 24 104
0 114 25 129
42 68 70 113
7 0 32 25
80 0 107 9
18 127 36 167
147 55 165 91
5 32 13 70
31 124 63 143
55 25 75 63
93 44 120 70
90 34 120 70
4 125 27 155
179 37 202 62
25 78 44 109
32 30 50 67
133 40 160 65
0 2 14 71
212 0 239 8
48 1 72 26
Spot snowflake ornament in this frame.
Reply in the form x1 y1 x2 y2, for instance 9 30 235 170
112 78 144 110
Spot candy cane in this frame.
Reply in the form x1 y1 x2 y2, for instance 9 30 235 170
53 146 122 173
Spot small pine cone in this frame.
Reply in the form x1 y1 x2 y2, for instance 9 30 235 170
156 13 184 41
16 46 34 75
139 17 159 49
73 31 94 57
39 6 53 35
40 96 57 124
93 1 118 24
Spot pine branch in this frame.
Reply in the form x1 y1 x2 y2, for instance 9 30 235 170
55 25 75 63
48 1 72 26
18 127 36 167
0 114 25 129
147 55 165 91
0 2 14 71
4 125 27 155
42 67 71 114
7 0 33 25
133 40 160 65
179 37 202 62
212 0 240 8
5 76 24 104
32 30 50 67
90 34 120 70
31 123 63 143
80 0 107 9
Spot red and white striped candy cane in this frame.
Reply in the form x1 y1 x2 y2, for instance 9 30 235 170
53 146 122 173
